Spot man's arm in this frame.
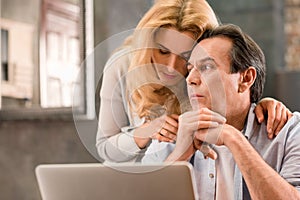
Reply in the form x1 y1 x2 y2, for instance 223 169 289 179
221 125 300 200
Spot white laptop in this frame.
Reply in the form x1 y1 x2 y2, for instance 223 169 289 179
35 162 198 200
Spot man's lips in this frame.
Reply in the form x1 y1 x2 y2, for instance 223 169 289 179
190 93 205 99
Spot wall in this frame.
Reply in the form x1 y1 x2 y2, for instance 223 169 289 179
0 120 97 200
275 0 300 111
285 0 300 70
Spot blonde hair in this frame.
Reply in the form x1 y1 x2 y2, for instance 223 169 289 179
126 0 219 120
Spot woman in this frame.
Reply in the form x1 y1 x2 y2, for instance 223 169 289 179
96 0 291 163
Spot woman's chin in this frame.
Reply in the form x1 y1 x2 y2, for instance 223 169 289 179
159 76 184 87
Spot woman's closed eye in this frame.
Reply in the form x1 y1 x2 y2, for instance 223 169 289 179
159 48 171 55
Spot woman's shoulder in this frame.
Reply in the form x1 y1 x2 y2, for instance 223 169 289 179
103 46 132 76
106 46 132 67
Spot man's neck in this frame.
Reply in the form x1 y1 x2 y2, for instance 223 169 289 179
226 103 251 131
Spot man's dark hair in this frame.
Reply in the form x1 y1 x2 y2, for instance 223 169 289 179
198 24 266 103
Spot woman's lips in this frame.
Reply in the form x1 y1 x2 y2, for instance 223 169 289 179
162 72 177 79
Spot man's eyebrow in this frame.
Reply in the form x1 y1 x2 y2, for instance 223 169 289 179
193 57 216 65
180 50 192 59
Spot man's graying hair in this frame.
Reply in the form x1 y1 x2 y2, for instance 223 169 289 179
198 24 266 103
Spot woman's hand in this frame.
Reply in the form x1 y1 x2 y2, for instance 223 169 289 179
134 114 179 149
151 114 179 143
255 98 293 139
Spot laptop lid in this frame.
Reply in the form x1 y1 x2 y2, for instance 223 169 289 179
35 162 198 200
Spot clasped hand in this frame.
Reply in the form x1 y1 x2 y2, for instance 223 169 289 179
172 108 227 161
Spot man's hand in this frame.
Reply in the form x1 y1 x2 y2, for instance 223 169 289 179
193 140 218 160
166 108 226 161
193 123 238 147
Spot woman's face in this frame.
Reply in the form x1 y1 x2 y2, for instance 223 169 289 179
152 28 196 86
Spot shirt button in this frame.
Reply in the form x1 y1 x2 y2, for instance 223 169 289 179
209 173 214 179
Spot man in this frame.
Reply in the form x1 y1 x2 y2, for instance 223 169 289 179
142 24 300 199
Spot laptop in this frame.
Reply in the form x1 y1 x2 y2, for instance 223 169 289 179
35 162 198 200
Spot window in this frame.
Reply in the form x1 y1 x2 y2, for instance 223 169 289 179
0 0 94 120
40 0 82 108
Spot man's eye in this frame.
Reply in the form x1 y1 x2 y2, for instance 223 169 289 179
198 64 215 72
186 62 193 72
159 48 170 55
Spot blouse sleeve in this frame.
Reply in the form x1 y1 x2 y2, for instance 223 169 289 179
96 48 145 163
142 140 175 164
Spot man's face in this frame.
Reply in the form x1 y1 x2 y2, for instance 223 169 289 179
186 37 241 116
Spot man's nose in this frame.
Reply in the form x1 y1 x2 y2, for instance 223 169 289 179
186 67 201 85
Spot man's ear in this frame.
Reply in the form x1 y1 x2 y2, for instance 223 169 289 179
238 67 256 93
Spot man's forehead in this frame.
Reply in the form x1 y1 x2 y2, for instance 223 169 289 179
189 37 232 62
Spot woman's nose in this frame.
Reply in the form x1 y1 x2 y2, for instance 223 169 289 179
167 54 183 73
167 54 177 71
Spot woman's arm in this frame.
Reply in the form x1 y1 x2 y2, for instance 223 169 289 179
255 97 293 138
96 49 179 162
96 49 143 163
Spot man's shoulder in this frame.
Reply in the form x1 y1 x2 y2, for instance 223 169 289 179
245 106 300 145
284 111 300 136
291 111 300 119
266 111 300 147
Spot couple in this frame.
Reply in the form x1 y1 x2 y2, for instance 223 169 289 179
97 0 291 164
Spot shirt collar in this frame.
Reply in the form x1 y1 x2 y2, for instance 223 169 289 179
243 103 257 139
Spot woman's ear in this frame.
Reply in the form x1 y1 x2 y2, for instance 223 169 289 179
238 67 256 93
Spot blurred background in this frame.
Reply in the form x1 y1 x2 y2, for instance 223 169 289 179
0 0 299 199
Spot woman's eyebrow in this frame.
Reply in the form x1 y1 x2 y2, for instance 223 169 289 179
156 43 169 50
